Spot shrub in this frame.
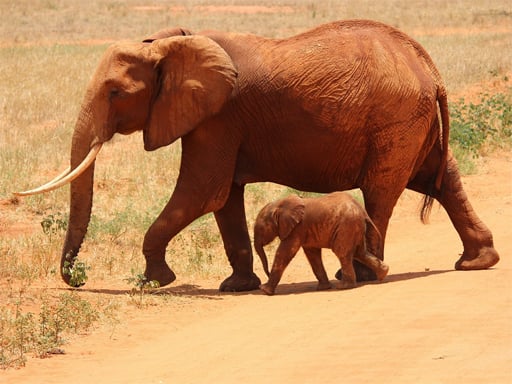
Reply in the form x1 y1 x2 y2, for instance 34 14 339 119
449 91 512 161
0 291 99 369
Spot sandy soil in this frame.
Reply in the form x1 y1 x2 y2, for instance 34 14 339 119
2 153 511 384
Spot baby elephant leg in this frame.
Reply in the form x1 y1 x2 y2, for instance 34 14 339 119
303 247 331 291
356 251 389 281
333 248 357 289
260 240 301 295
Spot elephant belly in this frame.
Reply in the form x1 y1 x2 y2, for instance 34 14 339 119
233 141 364 193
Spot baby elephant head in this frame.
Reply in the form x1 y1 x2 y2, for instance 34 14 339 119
253 195 305 276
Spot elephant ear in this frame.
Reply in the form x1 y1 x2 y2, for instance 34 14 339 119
144 35 237 151
142 27 192 43
274 195 306 240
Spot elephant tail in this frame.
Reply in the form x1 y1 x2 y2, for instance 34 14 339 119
421 86 450 224
435 87 450 191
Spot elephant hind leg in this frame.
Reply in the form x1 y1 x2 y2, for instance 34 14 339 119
303 247 331 291
333 190 399 283
334 257 357 289
332 243 358 290
215 184 261 292
354 250 389 281
341 185 404 282
441 156 499 269
408 152 499 270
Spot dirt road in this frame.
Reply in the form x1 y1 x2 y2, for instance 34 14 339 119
2 155 511 384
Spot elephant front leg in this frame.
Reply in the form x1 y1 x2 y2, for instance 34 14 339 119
260 239 301 295
215 184 261 292
142 181 226 287
142 198 194 287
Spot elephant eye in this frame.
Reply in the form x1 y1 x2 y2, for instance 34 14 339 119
109 88 121 100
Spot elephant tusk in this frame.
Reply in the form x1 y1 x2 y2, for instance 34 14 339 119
14 143 102 196
32 166 72 190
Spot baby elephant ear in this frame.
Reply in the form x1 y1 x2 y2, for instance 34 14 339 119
144 35 237 151
276 195 305 240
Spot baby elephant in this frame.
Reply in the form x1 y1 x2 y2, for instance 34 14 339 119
254 192 389 295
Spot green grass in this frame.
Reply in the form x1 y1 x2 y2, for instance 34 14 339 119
449 90 512 173
450 92 512 154
1 288 107 369
0 0 511 370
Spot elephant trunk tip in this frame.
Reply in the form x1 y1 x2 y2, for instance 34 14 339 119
261 256 271 278
254 241 270 277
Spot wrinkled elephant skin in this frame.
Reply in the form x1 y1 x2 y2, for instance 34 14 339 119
254 193 389 295
25 20 498 290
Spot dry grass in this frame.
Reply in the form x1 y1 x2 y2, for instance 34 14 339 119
1 0 511 282
0 0 511 368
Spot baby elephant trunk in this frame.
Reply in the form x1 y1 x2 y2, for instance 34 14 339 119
254 238 270 277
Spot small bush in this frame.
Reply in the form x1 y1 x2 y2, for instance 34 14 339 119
40 213 67 241
62 257 91 287
124 270 160 308
0 291 99 369
449 91 512 163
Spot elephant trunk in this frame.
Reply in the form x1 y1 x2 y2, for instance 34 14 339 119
60 104 98 286
254 236 270 277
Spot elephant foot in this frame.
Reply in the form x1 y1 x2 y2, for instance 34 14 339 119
376 263 390 281
336 278 356 290
144 259 176 287
259 283 275 296
219 272 261 292
455 246 500 270
316 281 332 291
335 262 377 282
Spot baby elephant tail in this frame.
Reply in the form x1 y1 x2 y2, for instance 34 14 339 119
363 215 389 281
365 216 383 259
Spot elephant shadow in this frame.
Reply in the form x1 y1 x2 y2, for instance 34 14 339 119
64 284 224 300
258 268 454 296
379 269 454 284
64 269 453 298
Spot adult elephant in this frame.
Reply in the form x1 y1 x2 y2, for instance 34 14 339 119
16 20 499 291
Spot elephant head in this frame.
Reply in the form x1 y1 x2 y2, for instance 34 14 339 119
16 35 238 286
253 195 305 277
